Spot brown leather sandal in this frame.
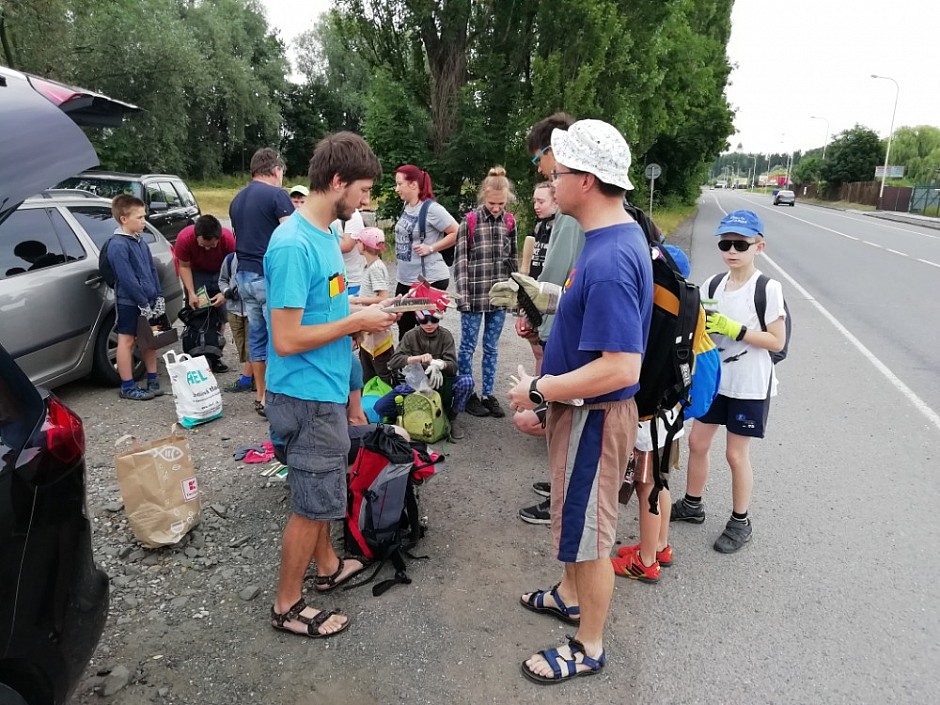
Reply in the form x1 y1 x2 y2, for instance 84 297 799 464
270 598 350 639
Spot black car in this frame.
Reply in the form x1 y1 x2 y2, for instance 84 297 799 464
57 171 200 243
0 65 133 704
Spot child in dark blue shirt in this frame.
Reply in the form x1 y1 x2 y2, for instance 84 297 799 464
108 194 165 400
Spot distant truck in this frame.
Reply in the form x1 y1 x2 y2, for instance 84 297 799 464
715 180 728 189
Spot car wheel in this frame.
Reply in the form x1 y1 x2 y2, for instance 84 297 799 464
91 310 145 385
0 684 31 705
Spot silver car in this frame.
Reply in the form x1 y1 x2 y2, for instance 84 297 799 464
774 189 796 206
0 190 183 388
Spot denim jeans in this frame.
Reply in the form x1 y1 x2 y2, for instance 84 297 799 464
235 270 268 362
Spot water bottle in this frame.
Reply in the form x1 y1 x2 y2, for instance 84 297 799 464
394 394 405 427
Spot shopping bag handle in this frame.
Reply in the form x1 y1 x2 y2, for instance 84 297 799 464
162 350 192 365
114 434 141 450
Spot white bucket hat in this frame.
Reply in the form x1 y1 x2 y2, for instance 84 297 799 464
551 119 634 191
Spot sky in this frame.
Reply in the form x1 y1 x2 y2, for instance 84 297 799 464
260 0 940 157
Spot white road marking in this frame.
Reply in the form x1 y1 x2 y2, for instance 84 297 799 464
711 198 940 432
887 249 908 257
864 241 884 249
917 258 940 268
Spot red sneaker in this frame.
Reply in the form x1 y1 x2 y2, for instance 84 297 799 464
611 549 660 583
615 542 673 567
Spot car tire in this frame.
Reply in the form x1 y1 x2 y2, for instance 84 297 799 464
91 310 145 386
0 684 31 705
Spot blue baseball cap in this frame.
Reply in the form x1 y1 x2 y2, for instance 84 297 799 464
715 210 763 238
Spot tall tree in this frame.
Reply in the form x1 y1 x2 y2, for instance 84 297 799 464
821 125 883 186
889 125 940 184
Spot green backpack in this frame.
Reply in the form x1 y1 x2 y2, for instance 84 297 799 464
402 390 449 443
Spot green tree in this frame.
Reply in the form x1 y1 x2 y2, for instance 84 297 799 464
821 125 883 186
889 125 940 184
792 155 824 185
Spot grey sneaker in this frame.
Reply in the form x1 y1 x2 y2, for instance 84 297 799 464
714 518 752 553
448 414 465 441
670 499 705 524
119 386 155 401
147 379 165 397
519 498 551 525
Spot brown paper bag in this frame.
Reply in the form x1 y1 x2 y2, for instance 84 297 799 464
114 426 201 548
136 314 179 352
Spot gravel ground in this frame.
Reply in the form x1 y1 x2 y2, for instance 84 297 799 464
62 224 693 704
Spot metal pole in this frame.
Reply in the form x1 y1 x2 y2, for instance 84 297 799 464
872 74 900 209
810 116 830 159
649 177 655 216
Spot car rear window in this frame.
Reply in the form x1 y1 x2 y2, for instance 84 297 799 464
58 177 143 201
0 208 84 280
66 205 156 248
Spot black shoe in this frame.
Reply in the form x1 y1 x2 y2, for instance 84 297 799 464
464 394 490 417
532 481 551 498
211 361 230 374
670 498 705 524
714 518 752 553
519 499 551 525
481 395 505 418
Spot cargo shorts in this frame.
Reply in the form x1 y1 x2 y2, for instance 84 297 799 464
264 393 351 521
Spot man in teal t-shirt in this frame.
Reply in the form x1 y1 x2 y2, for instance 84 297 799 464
264 132 397 641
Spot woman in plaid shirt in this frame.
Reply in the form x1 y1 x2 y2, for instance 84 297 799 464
454 166 519 418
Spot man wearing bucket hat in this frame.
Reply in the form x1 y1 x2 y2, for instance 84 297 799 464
507 119 653 684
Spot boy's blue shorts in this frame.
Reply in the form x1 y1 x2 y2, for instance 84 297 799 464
115 304 141 335
697 394 771 438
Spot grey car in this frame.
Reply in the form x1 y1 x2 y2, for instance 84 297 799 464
774 189 796 206
0 190 183 388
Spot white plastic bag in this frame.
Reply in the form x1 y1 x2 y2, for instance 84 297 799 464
163 350 222 428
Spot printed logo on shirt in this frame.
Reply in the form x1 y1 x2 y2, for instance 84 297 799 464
395 213 417 262
564 268 577 292
328 272 346 298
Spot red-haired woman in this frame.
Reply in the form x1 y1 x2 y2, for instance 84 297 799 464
393 165 459 335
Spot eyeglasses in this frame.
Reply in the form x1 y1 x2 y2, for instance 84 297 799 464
551 169 581 181
531 145 551 165
718 240 756 252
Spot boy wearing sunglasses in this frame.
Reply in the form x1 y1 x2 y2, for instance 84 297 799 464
671 209 787 553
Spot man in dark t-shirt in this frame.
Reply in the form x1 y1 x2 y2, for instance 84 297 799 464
228 148 294 415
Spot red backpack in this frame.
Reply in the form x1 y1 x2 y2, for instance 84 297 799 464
465 209 516 259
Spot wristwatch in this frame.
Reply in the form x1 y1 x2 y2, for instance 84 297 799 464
529 376 545 406
735 325 748 342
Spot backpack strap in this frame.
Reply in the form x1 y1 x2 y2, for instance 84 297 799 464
706 273 726 299
648 407 682 515
416 200 432 277
754 274 769 331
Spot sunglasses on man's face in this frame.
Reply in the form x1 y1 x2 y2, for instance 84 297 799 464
531 145 551 165
718 240 756 252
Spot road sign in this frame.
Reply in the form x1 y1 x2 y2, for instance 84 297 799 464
874 165 905 178
645 163 662 180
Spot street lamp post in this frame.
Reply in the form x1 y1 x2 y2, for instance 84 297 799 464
810 115 830 159
871 74 900 209
752 155 758 188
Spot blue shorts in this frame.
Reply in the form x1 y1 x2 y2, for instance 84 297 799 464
265 393 350 521
115 304 141 335
698 394 771 438
235 270 268 362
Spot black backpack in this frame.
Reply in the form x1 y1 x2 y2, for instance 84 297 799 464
628 203 705 516
707 273 791 364
178 306 226 364
413 200 456 267
98 237 118 287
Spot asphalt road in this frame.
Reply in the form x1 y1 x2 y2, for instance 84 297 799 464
63 196 939 704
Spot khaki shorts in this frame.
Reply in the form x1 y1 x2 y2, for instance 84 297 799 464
546 398 637 563
228 312 248 364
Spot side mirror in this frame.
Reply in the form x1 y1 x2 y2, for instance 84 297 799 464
149 201 168 213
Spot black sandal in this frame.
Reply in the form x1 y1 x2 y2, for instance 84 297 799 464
254 400 266 417
308 557 367 593
270 598 350 639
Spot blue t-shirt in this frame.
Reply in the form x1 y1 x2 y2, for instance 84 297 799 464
229 181 294 275
264 213 351 403
541 222 653 403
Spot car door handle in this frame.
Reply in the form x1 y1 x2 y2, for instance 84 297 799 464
85 274 103 286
